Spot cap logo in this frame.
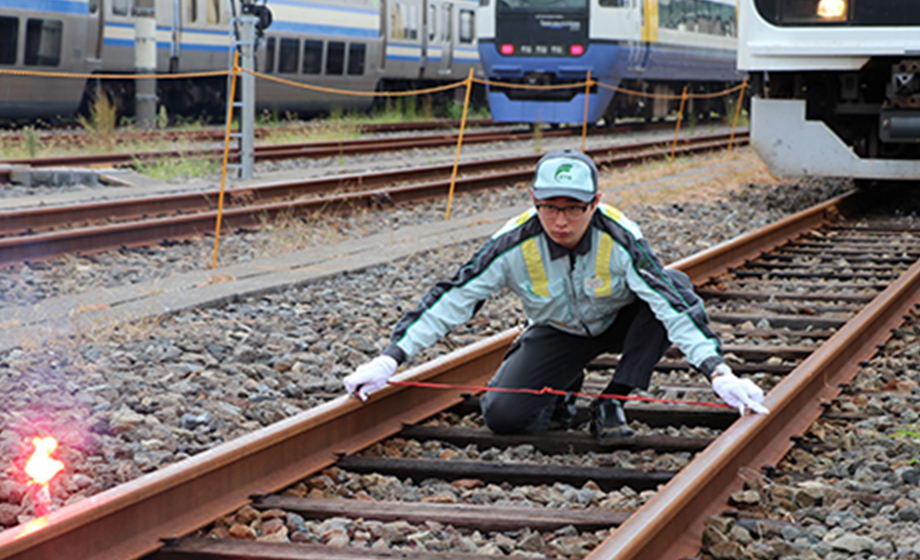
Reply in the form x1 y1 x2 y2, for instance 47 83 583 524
553 163 574 183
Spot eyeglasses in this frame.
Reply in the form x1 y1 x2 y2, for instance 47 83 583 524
535 202 591 220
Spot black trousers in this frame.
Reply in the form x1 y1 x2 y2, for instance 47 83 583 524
480 298 671 434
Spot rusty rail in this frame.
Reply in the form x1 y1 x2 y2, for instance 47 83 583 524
0 133 747 265
0 189 881 560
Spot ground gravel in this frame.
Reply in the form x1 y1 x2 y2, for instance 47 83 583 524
0 144 854 549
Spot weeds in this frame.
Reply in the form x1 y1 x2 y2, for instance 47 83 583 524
22 126 40 158
891 427 920 465
132 153 221 181
157 106 169 129
76 87 118 151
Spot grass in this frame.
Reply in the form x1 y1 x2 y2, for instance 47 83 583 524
76 88 118 152
133 153 222 181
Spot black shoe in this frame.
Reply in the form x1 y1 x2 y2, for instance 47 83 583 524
548 392 578 430
591 399 636 445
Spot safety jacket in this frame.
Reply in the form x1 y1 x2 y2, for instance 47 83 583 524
383 204 726 378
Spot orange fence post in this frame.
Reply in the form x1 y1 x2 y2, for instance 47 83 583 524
211 49 241 269
729 78 748 153
670 85 689 168
581 70 592 153
444 68 474 221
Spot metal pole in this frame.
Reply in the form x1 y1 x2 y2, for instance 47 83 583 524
212 50 241 269
444 69 474 221
134 0 157 129
670 85 689 168
237 15 257 179
729 78 748 153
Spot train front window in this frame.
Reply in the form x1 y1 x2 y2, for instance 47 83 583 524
499 0 587 9
0 17 17 65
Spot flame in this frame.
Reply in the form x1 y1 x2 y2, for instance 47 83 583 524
25 437 64 486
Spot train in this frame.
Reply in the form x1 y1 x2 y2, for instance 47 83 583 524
475 0 743 125
0 0 480 120
739 0 920 181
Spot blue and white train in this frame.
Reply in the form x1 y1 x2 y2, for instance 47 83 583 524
739 0 920 181
0 0 480 120
476 0 742 125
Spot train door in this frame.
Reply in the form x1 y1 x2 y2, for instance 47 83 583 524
87 0 103 62
421 0 434 77
626 0 649 73
438 2 452 74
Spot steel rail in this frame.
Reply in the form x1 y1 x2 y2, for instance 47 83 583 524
1 126 521 168
590 194 920 559
0 120 497 166
0 134 746 264
0 133 742 237
0 190 855 560
1 119 659 170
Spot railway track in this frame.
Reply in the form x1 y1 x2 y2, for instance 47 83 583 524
0 119 495 152
0 132 747 265
0 120 670 172
1 189 919 559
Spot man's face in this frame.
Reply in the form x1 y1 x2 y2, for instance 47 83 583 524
532 194 600 249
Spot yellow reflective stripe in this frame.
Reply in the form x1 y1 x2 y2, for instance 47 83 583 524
515 210 533 226
601 205 623 222
595 233 614 297
522 238 549 297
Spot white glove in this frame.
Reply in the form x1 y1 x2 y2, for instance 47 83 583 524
711 364 769 415
344 356 398 401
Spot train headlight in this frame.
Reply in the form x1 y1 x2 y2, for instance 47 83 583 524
570 44 585 56
817 0 846 20
500 44 515 55
779 0 849 23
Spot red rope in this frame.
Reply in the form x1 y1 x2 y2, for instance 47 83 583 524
388 380 733 409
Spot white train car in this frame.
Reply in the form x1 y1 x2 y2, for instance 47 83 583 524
739 0 920 180
0 0 481 120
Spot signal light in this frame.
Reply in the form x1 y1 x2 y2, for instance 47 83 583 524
570 44 584 56
500 44 514 55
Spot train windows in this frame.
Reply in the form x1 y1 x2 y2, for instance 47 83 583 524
479 0 489 5
278 38 299 73
429 4 436 41
24 19 62 67
390 4 404 39
326 41 345 74
265 37 275 73
112 0 131 16
303 39 322 74
347 43 366 75
659 0 736 36
0 17 17 65
406 4 421 41
598 0 627 6
206 0 221 24
188 0 198 23
89 0 98 13
459 9 474 43
406 4 419 40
